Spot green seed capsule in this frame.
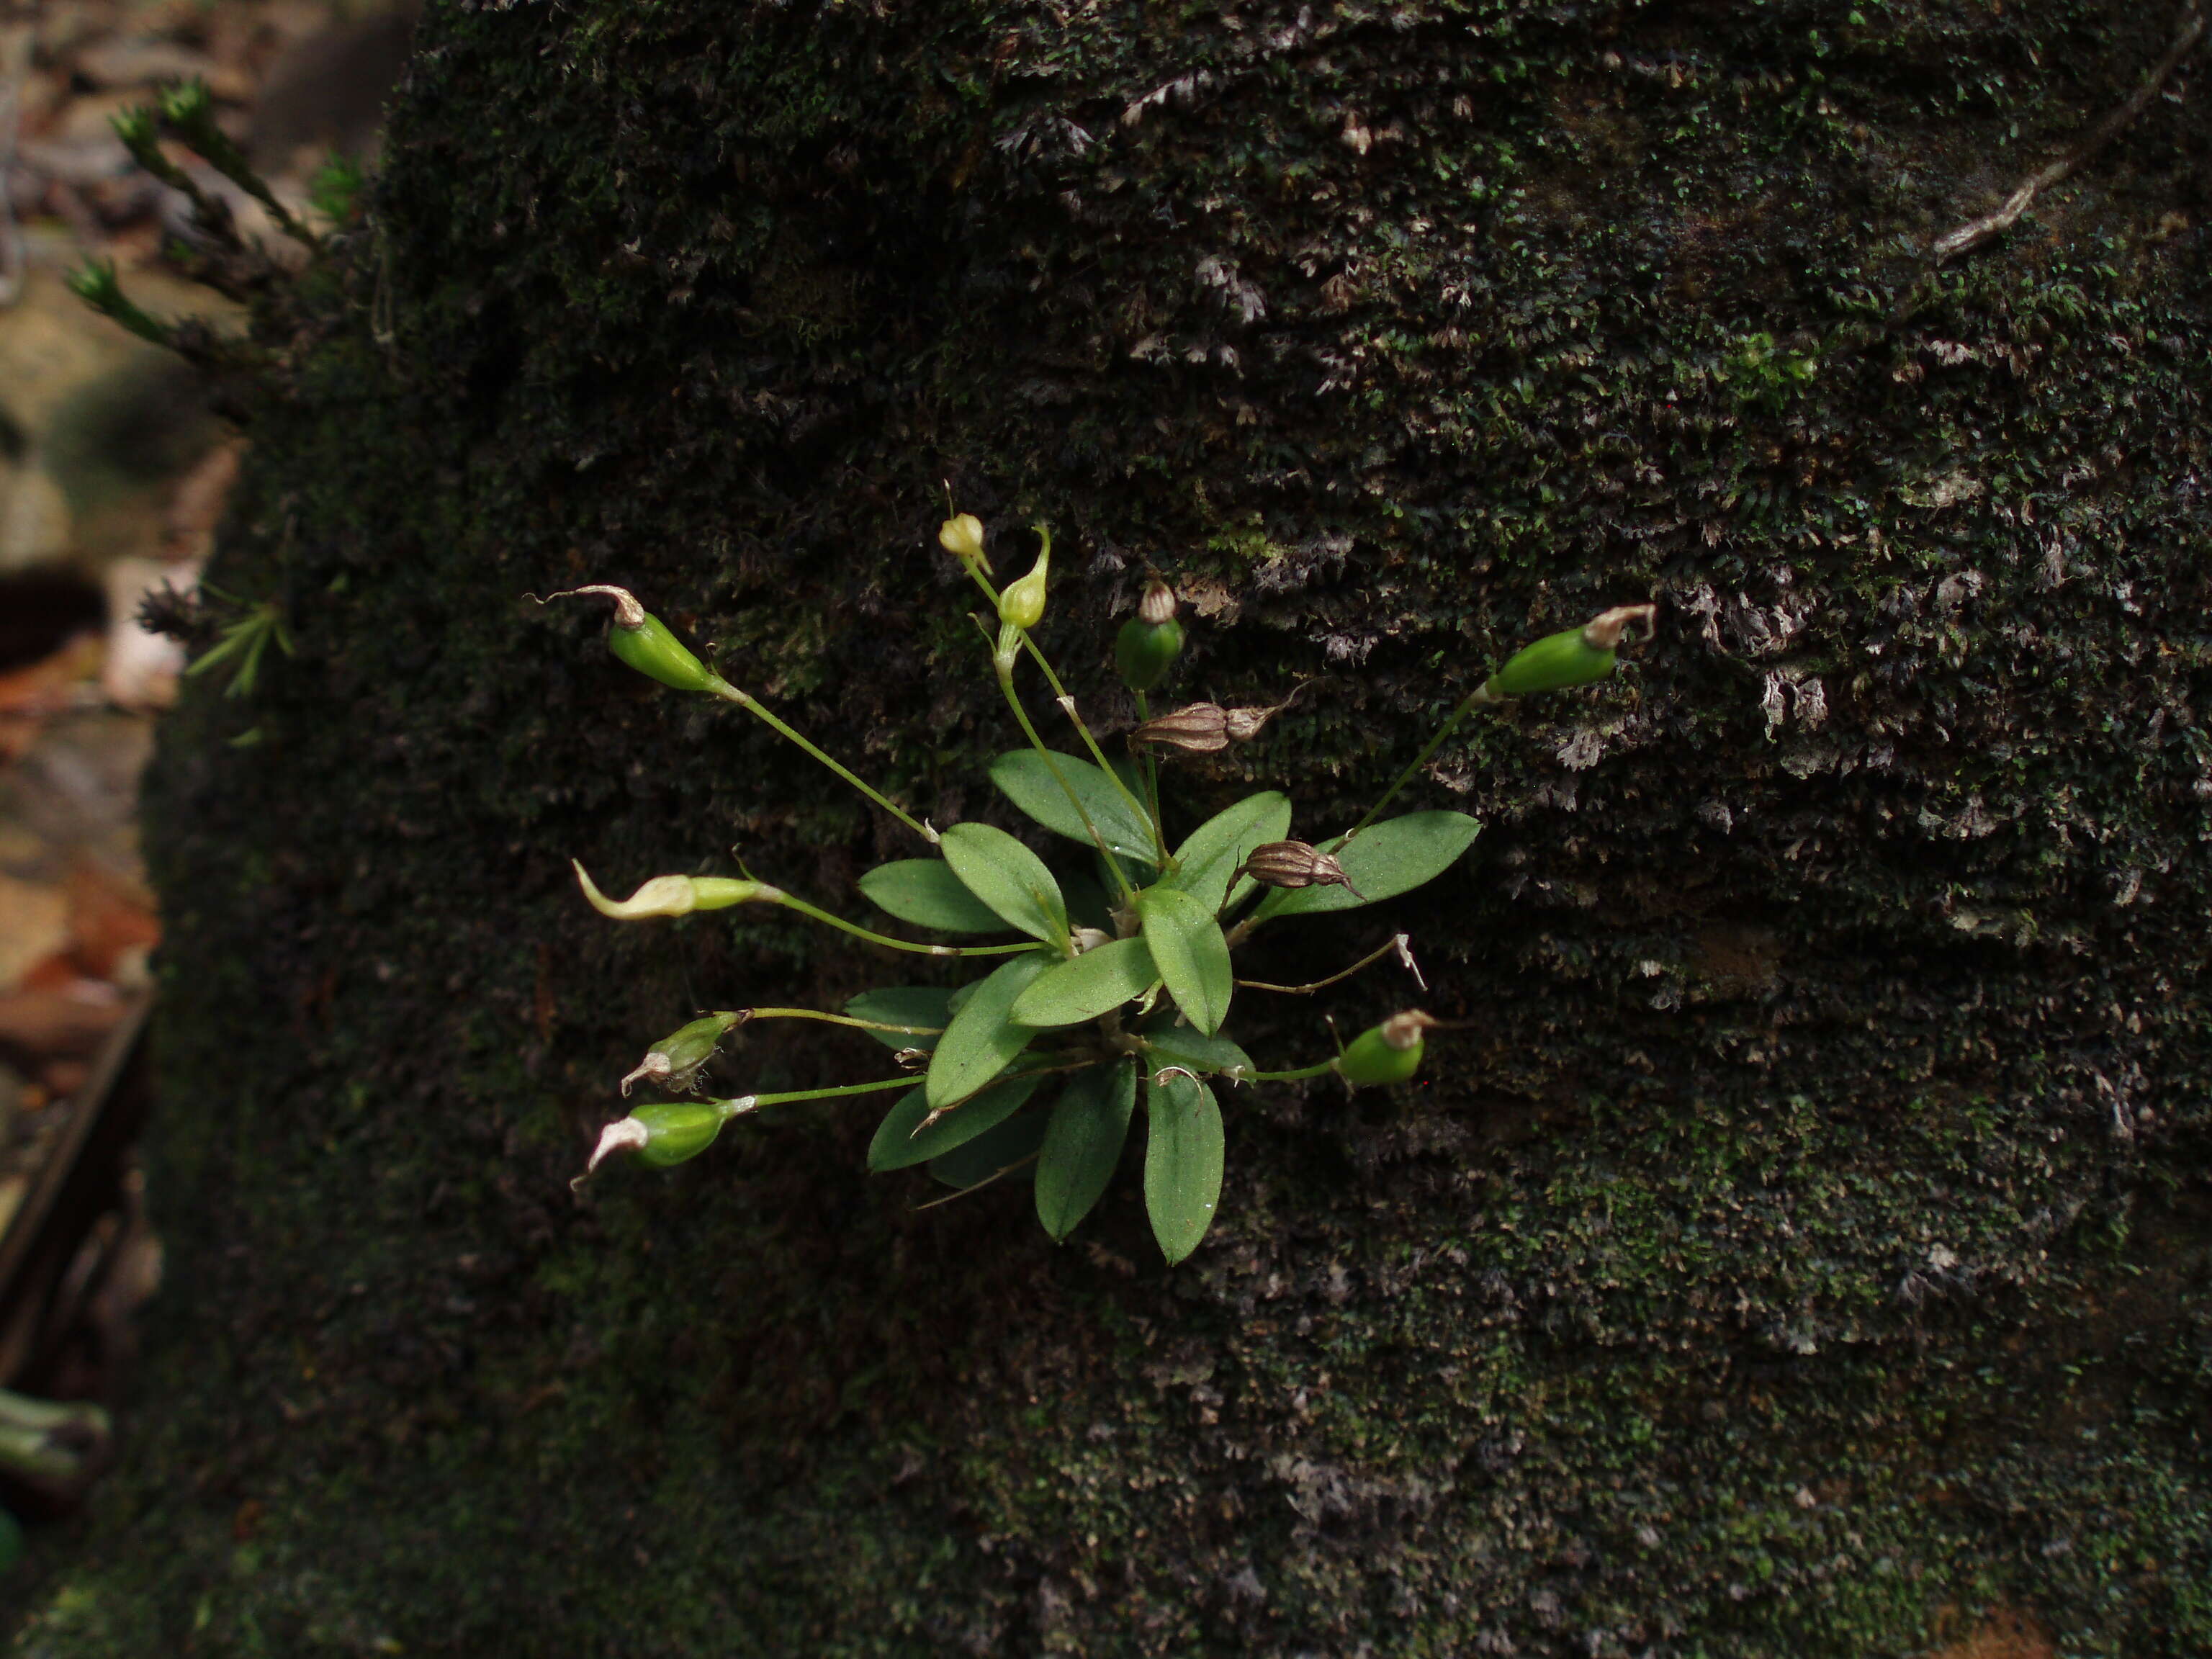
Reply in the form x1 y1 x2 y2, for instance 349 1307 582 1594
588 1102 728 1173
621 1011 743 1095
544 585 727 693
1115 580 1184 692
631 1102 727 1166
1483 604 1655 699
1334 1010 1439 1087
608 611 721 693
1115 616 1184 692
999 526 1053 630
1486 629 1614 698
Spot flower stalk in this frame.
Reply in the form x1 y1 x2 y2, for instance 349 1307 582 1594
1349 603 1656 835
541 585 938 845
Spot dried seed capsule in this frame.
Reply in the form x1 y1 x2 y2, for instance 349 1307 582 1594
1115 581 1184 693
1334 1010 1439 1087
1234 840 1365 899
1484 604 1657 699
1223 704 1283 741
572 860 765 920
999 529 1052 629
588 1102 727 1172
621 1011 744 1096
1131 690 1303 753
1130 702 1232 753
939 512 988 570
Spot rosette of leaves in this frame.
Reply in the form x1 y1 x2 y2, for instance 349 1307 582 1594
845 756 1478 1262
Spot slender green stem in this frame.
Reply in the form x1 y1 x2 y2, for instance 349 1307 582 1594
0 1390 107 1437
915 1057 1102 1130
968 534 1155 872
912 1150 1042 1208
739 1007 945 1038
962 563 1003 611
715 1075 916 1115
0 1421 84 1483
1015 631 1164 863
994 660 1139 905
1131 691 1166 853
1241 1058 1341 1084
1236 934 1412 996
709 680 938 845
1223 912 1264 950
763 888 1037 957
1346 685 1496 837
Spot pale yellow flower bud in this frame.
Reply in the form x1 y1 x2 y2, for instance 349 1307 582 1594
939 513 988 569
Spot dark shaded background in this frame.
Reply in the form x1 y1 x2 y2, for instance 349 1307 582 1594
17 1 2212 1653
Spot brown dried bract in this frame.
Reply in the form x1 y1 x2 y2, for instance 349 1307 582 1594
1580 603 1658 650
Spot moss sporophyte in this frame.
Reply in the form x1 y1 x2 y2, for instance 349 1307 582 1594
544 517 1658 1264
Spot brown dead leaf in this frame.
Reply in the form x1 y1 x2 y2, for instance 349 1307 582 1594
0 874 70 992
0 635 102 762
0 982 125 1061
63 858 159 981
38 1058 89 1100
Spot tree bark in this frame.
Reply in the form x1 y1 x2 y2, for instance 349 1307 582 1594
19 1 2212 1653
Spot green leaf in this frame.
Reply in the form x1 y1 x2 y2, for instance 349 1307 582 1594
858 859 1009 934
1253 811 1480 919
929 1107 1049 1189
1035 1063 1138 1241
938 824 1069 947
867 1073 1042 1172
1137 1013 1254 1082
1143 1071 1223 1264
990 750 1156 864
1010 937 1159 1028
845 986 956 1050
1136 886 1234 1037
925 950 1053 1109
1159 791 1290 914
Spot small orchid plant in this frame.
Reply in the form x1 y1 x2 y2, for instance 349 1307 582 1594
547 515 1654 1263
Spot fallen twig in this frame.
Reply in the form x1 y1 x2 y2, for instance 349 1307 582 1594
1934 1 2207 263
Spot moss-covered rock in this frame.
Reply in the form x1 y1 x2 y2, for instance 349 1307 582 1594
17 1 2212 1653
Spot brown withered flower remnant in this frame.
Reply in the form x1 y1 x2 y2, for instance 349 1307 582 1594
1233 840 1367 900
